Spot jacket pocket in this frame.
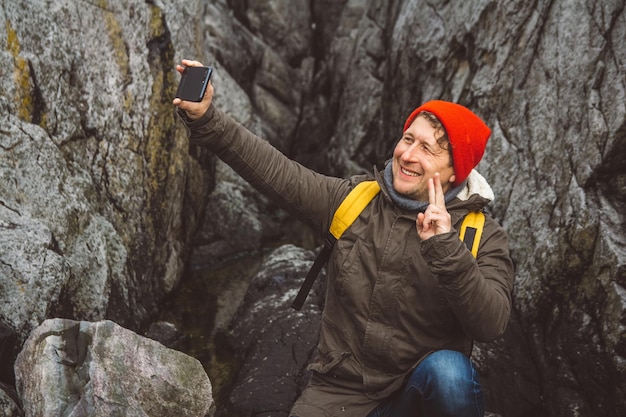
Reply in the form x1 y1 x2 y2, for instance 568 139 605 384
333 237 370 297
309 349 351 374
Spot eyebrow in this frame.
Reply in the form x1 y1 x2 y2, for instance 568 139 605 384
406 132 440 149
417 134 449 156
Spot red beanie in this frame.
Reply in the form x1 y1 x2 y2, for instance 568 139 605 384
403 100 491 185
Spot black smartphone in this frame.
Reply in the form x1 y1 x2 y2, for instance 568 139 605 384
175 66 213 102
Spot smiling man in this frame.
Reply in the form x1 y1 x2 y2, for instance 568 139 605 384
174 60 514 417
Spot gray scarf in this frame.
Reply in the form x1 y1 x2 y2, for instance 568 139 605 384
383 163 465 212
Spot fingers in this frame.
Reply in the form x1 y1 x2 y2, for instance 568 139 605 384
417 205 451 240
434 173 443 207
416 212 427 235
429 172 445 208
416 210 435 241
176 60 205 75
419 173 451 240
173 82 210 108
181 59 204 67
428 177 436 207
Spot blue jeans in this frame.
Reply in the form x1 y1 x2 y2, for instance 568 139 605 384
366 350 485 417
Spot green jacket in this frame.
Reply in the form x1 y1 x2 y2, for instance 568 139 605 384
181 104 515 417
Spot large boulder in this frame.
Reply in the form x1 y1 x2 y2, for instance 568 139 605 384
222 245 323 417
14 318 214 417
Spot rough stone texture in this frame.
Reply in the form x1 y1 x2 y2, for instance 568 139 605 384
14 318 214 417
0 0 212 343
0 382 21 417
188 161 282 269
223 245 323 417
1 0 625 417
202 1 626 416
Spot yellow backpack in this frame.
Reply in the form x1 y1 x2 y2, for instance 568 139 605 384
291 181 485 310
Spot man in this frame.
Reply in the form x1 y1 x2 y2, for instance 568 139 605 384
174 59 514 417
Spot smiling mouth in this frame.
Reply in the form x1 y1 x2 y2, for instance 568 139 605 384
401 167 421 177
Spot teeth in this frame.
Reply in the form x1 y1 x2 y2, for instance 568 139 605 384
401 167 419 177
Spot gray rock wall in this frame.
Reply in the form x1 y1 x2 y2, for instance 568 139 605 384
0 0 211 339
1 0 625 416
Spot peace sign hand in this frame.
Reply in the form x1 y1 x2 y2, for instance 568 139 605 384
416 173 452 240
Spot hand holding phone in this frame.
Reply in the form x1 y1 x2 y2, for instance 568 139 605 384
173 60 214 120
175 65 213 102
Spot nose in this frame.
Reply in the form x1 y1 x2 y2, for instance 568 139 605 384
400 142 421 162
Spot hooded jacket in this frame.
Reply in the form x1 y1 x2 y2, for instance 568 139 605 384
180 104 515 417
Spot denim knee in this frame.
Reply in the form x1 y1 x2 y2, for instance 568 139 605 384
410 350 484 417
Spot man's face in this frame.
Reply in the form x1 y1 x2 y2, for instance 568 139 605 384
391 115 456 201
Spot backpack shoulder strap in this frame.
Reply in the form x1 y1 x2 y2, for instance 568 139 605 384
291 181 380 310
329 181 381 239
459 211 485 258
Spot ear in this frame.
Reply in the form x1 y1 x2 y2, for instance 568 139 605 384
449 173 456 184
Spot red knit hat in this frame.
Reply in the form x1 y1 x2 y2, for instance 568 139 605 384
403 100 491 185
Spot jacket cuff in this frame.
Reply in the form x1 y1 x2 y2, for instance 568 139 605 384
177 104 224 147
421 231 474 283
421 231 460 259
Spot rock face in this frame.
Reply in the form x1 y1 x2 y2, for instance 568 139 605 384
0 382 20 417
223 245 323 417
14 319 214 417
0 0 212 341
1 0 625 417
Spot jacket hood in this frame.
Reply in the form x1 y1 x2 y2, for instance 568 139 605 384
457 169 494 202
